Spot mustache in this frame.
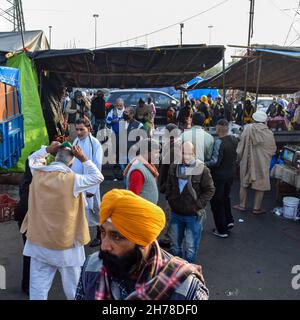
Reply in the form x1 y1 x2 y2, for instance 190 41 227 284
99 246 144 279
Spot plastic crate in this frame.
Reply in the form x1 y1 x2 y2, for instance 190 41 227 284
0 114 24 169
0 203 17 222
0 194 18 223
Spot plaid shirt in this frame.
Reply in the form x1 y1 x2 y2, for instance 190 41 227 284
87 241 208 300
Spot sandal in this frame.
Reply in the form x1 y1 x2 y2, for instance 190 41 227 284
252 209 267 215
233 204 247 212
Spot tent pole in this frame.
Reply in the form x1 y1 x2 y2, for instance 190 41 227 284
243 0 255 98
255 53 262 111
39 70 43 99
222 49 226 119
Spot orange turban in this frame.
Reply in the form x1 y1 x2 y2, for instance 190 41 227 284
201 95 208 103
100 189 166 247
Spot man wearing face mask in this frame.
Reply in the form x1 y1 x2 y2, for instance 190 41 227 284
120 106 144 168
65 91 89 142
72 118 104 247
166 141 215 263
123 139 160 204
75 189 209 300
106 98 125 177
20 142 104 300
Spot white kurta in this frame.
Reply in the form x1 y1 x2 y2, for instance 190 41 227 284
72 134 103 226
23 147 104 268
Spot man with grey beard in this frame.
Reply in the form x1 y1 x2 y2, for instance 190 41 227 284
20 142 103 300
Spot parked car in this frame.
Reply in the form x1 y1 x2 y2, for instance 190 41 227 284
105 89 180 125
256 97 288 113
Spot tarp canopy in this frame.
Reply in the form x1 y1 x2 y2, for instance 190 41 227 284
188 45 300 94
30 45 225 88
0 30 49 53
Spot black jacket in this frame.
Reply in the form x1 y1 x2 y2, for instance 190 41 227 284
206 135 238 180
15 159 32 223
166 164 215 216
91 97 106 120
126 119 143 153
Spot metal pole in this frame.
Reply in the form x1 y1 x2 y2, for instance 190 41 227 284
208 25 213 45
180 23 184 47
93 14 99 49
243 0 255 99
49 26 52 49
255 53 263 111
95 17 97 49
222 49 226 119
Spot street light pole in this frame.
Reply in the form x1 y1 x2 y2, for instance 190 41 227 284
208 25 213 45
180 23 184 47
93 14 99 50
48 25 52 49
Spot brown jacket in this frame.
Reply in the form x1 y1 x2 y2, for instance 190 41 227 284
165 162 215 216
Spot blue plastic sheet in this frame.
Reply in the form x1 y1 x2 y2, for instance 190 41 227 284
0 66 20 89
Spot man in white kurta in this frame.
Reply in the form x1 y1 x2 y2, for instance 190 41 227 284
72 118 103 247
21 142 104 300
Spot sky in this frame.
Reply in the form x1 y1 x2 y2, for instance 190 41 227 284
0 0 300 61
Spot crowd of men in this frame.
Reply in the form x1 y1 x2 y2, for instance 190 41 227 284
14 87 300 301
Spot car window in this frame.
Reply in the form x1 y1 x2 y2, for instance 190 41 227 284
128 93 149 106
257 99 271 108
153 93 171 108
108 93 131 105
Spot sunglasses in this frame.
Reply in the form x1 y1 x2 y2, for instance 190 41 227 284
75 128 86 131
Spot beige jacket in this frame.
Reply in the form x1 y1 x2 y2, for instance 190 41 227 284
237 123 276 191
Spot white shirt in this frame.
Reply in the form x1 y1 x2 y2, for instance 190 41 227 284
23 146 104 267
72 134 103 226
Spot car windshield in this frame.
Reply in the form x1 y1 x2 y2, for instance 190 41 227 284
257 100 272 108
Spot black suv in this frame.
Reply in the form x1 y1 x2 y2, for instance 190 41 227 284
106 89 179 125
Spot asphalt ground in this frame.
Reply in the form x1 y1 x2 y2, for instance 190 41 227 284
0 178 300 300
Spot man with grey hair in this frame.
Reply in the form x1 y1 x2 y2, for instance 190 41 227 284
166 141 215 263
20 142 104 300
121 106 144 166
106 98 125 177
206 119 238 238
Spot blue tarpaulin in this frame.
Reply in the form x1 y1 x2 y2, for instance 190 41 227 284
185 76 219 100
0 66 20 89
255 48 300 58
144 77 219 101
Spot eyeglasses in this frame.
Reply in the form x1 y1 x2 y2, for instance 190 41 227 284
75 128 86 131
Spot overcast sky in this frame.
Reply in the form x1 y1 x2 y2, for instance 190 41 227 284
0 0 300 60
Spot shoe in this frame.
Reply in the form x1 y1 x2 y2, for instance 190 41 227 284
227 223 234 230
89 238 101 248
212 229 228 238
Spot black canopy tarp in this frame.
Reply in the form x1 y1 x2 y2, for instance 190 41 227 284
188 46 300 94
31 45 225 88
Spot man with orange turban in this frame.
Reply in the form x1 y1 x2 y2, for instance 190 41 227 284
198 95 211 126
75 189 209 300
